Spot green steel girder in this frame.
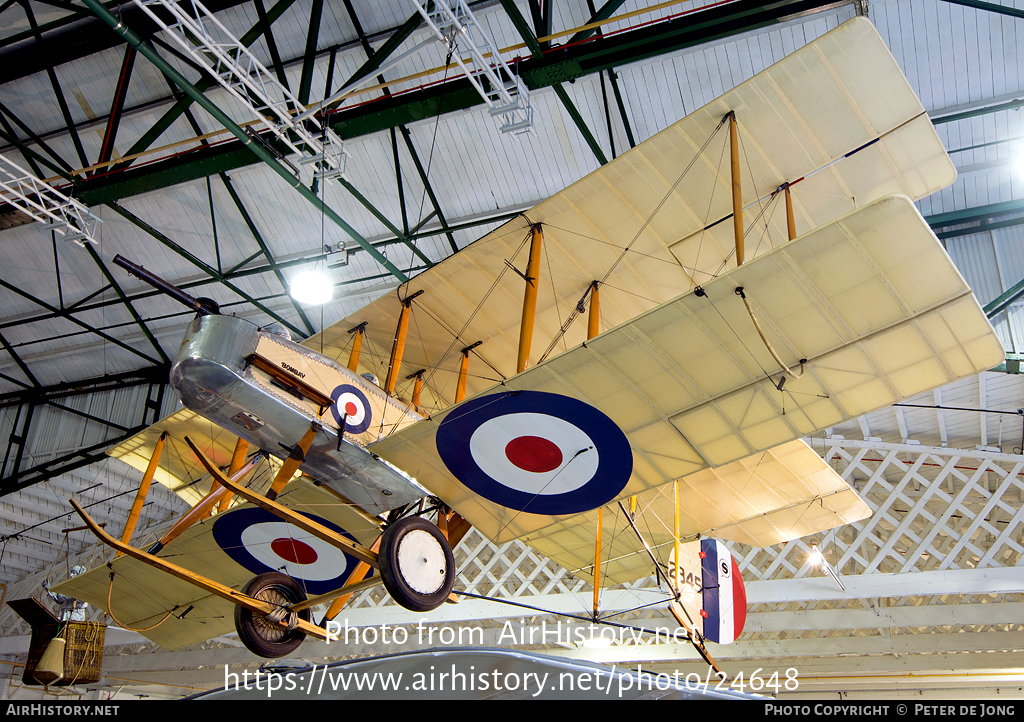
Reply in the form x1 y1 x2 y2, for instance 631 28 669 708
984 276 1024 319
106 201 309 339
938 0 1024 20
338 175 436 267
0 209 517 342
0 367 169 497
570 0 630 45
0 331 39 388
298 0 325 106
335 0 440 266
924 200 1024 329
218 172 317 336
392 127 409 235
83 0 411 286
254 0 291 93
0 112 43 178
0 369 32 392
398 125 458 254
501 0 609 165
0 100 78 178
552 83 609 165
0 271 163 366
331 10 425 100
991 353 1023 375
926 199 1024 229
84 243 171 365
608 69 637 150
931 98 1024 126
58 0 839 206
110 0 299 175
22 2 89 170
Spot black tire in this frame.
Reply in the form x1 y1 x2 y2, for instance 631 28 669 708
378 516 455 613
234 572 310 659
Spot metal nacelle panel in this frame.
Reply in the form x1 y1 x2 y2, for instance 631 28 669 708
170 314 427 514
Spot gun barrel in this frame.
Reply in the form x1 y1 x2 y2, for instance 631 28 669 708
113 255 219 315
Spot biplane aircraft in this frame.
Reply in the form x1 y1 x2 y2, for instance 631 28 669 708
54 17 1004 666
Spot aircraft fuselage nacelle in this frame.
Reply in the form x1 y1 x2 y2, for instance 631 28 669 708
170 313 426 514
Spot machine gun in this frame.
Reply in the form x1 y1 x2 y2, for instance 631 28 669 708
113 254 221 316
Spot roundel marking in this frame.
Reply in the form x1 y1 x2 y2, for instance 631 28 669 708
213 507 370 594
330 383 373 435
435 390 632 515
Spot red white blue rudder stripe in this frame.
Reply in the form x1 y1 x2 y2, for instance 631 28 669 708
700 539 747 644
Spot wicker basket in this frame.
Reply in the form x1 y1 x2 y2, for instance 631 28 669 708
9 599 105 686
23 621 105 686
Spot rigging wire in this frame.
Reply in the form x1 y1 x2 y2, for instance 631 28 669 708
413 45 455 237
537 116 731 361
542 225 566 359
420 226 532 394
455 589 683 638
493 446 596 541
412 300 509 384
104 573 177 632
689 121 732 289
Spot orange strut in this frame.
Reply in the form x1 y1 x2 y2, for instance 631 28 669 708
118 431 166 556
517 225 543 374
729 112 744 266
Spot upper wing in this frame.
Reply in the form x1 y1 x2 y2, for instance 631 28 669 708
51 479 379 651
368 196 1004 549
304 17 954 411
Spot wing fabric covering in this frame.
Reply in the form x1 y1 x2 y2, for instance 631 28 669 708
522 440 868 585
369 196 1003 561
51 482 379 650
305 18 954 413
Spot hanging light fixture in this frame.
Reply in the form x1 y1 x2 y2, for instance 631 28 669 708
289 118 337 308
807 539 846 592
290 268 334 305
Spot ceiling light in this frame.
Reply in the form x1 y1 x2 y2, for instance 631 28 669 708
290 269 334 305
807 543 824 568
579 635 613 649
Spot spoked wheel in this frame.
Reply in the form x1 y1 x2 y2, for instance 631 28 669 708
235 572 310 658
378 516 455 613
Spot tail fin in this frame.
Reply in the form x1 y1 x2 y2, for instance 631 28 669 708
700 539 747 644
670 539 747 644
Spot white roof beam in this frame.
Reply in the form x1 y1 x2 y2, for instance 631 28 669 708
750 566 1024 603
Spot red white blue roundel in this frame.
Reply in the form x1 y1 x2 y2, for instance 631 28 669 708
212 507 370 595
435 391 632 515
330 383 372 435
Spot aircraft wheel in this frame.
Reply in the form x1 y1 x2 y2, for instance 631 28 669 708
235 572 310 658
378 516 455 613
